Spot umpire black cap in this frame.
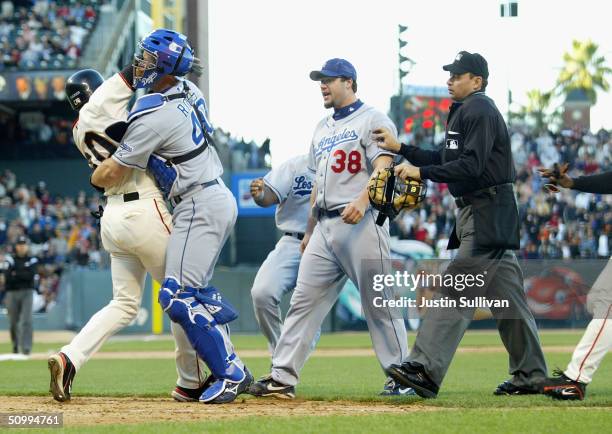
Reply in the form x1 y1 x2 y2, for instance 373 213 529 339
443 51 489 79
15 235 28 245
65 69 104 111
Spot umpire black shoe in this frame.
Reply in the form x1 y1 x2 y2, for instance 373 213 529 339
386 362 439 399
248 374 295 399
48 352 76 402
493 380 540 396
541 369 587 401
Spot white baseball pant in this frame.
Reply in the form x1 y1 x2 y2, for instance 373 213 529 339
61 194 204 388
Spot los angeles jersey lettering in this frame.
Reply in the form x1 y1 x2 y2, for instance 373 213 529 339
308 104 397 211
264 154 313 234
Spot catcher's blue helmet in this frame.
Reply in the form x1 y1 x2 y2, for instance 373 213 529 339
133 28 195 89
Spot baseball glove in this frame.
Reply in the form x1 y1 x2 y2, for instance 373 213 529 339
368 167 426 220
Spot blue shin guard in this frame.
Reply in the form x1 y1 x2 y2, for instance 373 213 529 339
159 278 244 382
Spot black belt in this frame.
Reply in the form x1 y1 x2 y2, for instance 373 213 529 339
317 207 344 219
171 179 219 206
454 183 513 209
123 192 140 202
166 142 208 166
284 232 305 240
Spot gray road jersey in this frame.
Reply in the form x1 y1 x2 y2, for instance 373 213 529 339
308 104 396 211
112 79 223 198
264 154 313 234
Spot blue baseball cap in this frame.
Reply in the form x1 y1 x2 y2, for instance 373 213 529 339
309 58 357 81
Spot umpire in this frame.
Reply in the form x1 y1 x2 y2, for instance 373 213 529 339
372 51 547 398
3 236 38 355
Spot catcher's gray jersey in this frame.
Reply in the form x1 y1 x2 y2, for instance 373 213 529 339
113 78 223 198
309 104 396 211
264 154 313 234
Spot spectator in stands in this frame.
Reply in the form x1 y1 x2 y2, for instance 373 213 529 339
0 0 101 70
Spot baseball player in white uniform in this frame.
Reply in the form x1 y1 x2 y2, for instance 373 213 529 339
539 168 612 400
250 58 412 398
249 154 327 355
90 29 252 404
48 66 204 403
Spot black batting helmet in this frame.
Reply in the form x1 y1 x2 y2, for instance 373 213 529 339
65 69 104 111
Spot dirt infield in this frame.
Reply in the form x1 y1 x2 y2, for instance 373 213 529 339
0 396 438 426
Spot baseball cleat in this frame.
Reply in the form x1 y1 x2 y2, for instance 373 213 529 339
172 385 206 402
172 373 217 402
248 374 295 399
199 367 254 404
493 380 540 396
386 362 439 399
48 352 76 402
541 370 587 401
380 377 417 396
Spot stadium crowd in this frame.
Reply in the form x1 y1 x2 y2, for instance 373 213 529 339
0 0 100 70
393 127 611 260
0 169 104 311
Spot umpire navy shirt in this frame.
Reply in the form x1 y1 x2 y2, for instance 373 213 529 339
572 171 612 194
4 255 37 291
399 91 516 197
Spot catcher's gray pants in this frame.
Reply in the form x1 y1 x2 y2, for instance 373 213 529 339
166 181 243 368
5 289 34 354
409 205 547 388
272 209 408 387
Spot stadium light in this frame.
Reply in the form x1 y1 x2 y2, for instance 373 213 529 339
500 2 518 17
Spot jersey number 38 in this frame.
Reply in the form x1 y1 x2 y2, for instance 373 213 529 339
330 150 362 174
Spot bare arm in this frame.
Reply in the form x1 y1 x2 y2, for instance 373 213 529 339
91 158 131 189
250 178 280 207
342 155 393 225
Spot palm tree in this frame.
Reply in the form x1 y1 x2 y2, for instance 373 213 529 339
556 39 612 105
522 89 552 132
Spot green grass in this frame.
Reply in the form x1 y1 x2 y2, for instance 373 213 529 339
31 409 612 434
1 348 610 406
1 331 610 433
0 330 586 354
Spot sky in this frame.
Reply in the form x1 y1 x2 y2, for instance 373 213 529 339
207 0 612 167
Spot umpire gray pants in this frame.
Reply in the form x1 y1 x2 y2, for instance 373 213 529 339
409 205 547 388
5 289 34 354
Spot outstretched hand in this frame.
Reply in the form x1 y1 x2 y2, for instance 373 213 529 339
538 163 572 192
371 128 401 153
